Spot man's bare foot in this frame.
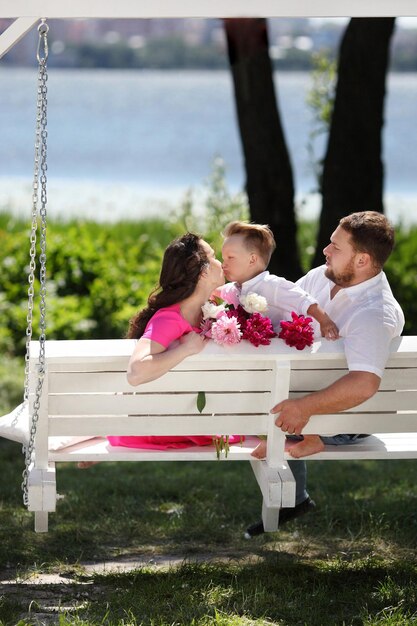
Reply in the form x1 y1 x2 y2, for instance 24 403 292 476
77 461 100 469
288 435 325 458
251 440 267 459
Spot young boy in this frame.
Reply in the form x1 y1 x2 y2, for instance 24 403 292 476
219 220 339 460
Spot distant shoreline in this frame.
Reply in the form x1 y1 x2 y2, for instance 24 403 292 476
1 175 415 226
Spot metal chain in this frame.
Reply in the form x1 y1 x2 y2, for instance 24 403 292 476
22 19 49 507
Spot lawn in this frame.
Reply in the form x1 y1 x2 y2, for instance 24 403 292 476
1 204 416 624
1 436 416 625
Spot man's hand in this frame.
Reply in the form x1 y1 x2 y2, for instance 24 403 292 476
271 371 381 437
271 398 311 436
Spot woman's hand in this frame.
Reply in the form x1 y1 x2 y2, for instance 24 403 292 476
179 331 207 355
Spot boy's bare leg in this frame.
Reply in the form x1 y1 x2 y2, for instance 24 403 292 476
251 439 267 459
288 435 325 458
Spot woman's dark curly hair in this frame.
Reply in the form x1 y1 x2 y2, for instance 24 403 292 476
127 233 209 339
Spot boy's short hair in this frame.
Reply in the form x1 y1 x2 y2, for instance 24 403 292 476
339 211 394 269
223 221 276 266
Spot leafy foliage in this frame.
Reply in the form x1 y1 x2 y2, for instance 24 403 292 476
174 156 249 252
0 215 177 356
385 224 417 335
0 158 415 363
0 161 248 358
305 51 337 192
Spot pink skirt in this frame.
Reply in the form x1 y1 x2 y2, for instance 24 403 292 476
107 435 244 450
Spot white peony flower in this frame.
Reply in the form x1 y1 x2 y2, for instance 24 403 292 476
201 301 227 320
240 292 268 315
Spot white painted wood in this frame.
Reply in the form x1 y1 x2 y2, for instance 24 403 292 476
266 363 290 468
29 336 417 363
31 364 50 470
284 433 417 460
277 462 297 508
262 501 279 532
47 414 269 437
48 432 417 462
34 511 49 533
291 390 417 412
290 368 417 391
248 460 282 508
46 391 272 416
27 466 56 511
26 337 417 532
47 369 274 394
50 435 260 461
3 0 417 19
303 412 417 434
0 17 38 58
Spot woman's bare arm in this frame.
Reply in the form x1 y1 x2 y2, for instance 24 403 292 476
127 333 206 386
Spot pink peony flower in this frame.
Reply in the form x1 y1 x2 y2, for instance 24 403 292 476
278 311 314 350
200 318 214 338
226 304 250 330
211 315 242 346
220 285 241 308
241 312 276 347
201 294 277 349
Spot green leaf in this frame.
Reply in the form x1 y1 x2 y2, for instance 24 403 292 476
197 391 206 413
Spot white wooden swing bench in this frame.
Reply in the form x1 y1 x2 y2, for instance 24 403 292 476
4 12 416 534
27 335 417 532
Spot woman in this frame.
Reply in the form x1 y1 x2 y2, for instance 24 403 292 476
108 232 241 450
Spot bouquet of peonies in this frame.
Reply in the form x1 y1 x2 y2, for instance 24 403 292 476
201 292 276 347
197 298 314 458
278 311 314 350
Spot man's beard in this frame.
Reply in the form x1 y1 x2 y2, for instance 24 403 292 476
325 258 355 287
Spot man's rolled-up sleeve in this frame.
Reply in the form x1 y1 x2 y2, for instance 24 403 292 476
344 308 398 378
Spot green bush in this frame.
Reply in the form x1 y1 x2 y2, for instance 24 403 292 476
0 216 179 356
385 224 417 335
0 190 415 361
0 161 249 358
0 356 24 414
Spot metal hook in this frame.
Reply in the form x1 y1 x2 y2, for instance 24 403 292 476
37 18 49 64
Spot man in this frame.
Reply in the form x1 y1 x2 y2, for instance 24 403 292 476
246 211 405 537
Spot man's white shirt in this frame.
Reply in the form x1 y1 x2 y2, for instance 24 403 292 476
297 265 405 378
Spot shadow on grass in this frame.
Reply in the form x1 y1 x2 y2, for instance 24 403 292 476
2 558 417 626
1 439 417 568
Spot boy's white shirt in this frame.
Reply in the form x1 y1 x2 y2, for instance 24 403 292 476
219 270 317 332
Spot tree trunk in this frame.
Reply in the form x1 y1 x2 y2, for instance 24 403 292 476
224 18 302 279
312 18 395 268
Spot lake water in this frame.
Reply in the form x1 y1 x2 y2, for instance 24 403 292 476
1 67 416 224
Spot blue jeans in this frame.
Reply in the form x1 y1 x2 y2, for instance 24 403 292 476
287 434 370 505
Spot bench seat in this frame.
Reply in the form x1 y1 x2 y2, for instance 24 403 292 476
49 432 417 462
27 335 417 532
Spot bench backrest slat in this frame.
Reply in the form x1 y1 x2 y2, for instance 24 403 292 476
290 390 417 412
47 390 274 416
47 414 266 437
291 367 417 391
304 411 417 435
28 338 417 444
46 369 274 394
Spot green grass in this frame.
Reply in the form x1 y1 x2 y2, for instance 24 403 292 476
1 435 417 625
1 196 417 623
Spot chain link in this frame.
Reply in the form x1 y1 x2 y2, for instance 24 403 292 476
22 19 49 507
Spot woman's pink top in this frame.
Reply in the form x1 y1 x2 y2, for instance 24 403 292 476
108 304 242 450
